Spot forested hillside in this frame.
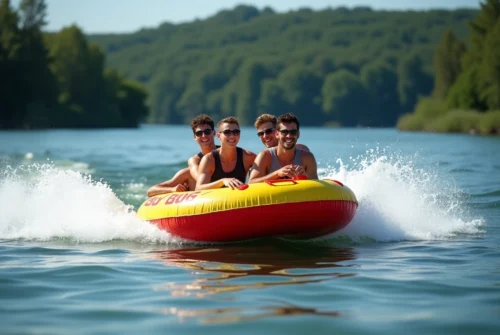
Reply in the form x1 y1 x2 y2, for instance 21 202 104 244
0 0 148 129
89 5 477 127
397 0 500 135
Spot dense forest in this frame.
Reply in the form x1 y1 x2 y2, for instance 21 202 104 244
88 4 478 127
0 0 148 129
397 0 500 135
2 0 491 130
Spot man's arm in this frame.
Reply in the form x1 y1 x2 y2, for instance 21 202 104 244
303 152 318 179
248 151 292 184
296 143 310 152
195 154 225 190
187 155 202 180
146 167 189 197
242 150 257 172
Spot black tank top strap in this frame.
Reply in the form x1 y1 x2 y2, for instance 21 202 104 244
233 147 247 183
212 149 222 173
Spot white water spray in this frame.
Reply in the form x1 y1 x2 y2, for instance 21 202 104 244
0 163 174 244
0 149 484 244
321 149 484 242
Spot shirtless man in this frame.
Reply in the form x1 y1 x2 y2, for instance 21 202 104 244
248 113 318 183
196 116 256 190
147 114 218 197
254 113 310 151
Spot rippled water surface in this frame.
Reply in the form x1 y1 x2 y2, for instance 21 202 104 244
0 126 499 334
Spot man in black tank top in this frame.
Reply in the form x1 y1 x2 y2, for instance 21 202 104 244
196 117 256 190
147 114 218 197
249 113 318 184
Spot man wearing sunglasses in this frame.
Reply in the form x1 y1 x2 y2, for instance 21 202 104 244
248 113 318 183
147 114 219 197
196 116 256 190
254 114 310 151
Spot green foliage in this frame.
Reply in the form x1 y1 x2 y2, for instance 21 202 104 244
432 29 466 99
0 0 149 129
360 61 400 126
277 64 323 124
87 6 477 126
397 53 433 113
396 97 447 131
425 110 481 133
0 0 21 61
396 113 427 131
477 110 500 134
322 69 368 126
397 0 500 135
452 0 500 111
447 68 483 110
480 19 500 109
1 2 487 129
413 97 448 119
0 0 56 129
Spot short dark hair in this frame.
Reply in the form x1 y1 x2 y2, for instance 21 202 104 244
190 114 214 133
254 114 276 129
277 113 300 130
217 116 240 130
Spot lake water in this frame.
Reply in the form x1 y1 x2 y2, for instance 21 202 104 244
0 125 499 334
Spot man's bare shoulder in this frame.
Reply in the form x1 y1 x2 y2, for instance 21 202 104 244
296 144 310 152
242 148 256 157
188 154 201 163
200 152 215 163
301 150 316 159
256 148 272 158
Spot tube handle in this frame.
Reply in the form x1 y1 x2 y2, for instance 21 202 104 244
265 179 297 186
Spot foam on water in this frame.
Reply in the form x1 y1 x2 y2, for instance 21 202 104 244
0 148 485 244
321 148 485 242
0 163 174 244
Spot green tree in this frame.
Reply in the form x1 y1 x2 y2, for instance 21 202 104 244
258 78 288 116
447 68 484 109
432 29 466 99
116 78 149 127
480 19 500 109
17 0 58 128
397 53 433 113
277 64 323 124
0 0 22 128
0 0 57 129
176 87 207 122
360 61 401 126
47 24 148 127
231 59 278 124
321 69 368 126
461 0 500 110
0 0 20 60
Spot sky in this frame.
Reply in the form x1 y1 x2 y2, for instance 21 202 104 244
11 0 481 34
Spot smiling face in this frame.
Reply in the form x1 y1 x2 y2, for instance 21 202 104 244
193 123 215 149
277 122 299 151
256 121 278 148
217 122 241 147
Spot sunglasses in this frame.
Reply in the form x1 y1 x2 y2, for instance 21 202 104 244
257 128 275 137
220 129 241 136
279 129 299 136
194 129 213 137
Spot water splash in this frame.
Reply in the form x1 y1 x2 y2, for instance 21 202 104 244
321 148 485 242
0 147 485 244
0 163 174 244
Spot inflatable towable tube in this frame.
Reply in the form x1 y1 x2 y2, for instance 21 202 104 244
137 178 358 242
